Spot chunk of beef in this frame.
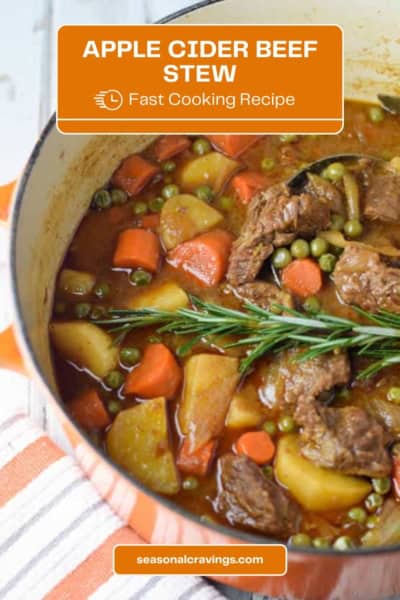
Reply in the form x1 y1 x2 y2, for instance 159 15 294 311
298 403 392 477
333 245 400 312
232 281 293 310
305 173 344 215
227 183 331 285
363 169 400 223
214 454 301 537
261 350 350 412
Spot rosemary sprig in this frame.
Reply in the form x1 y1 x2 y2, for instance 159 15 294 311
97 296 400 377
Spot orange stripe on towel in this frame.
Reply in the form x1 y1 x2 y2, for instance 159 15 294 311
44 526 143 600
0 437 64 507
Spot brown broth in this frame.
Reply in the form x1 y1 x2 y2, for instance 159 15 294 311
51 100 400 544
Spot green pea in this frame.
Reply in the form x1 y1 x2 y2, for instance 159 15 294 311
312 537 331 549
133 201 148 216
303 296 321 314
129 269 152 286
92 189 112 210
262 465 274 478
108 400 121 415
368 105 385 123
182 476 199 490
272 247 292 269
372 477 391 495
310 237 329 258
321 162 345 181
289 533 311 547
120 346 141 366
333 536 354 551
262 421 277 436
94 282 110 300
192 137 211 156
195 184 214 203
348 507 367 524
319 253 337 273
344 219 363 238
105 370 124 390
381 149 392 161
161 160 176 173
280 134 298 143
148 196 165 212
110 188 128 205
54 301 66 315
90 305 107 320
290 239 310 259
161 183 180 199
261 157 275 171
388 386 400 404
329 213 345 231
365 492 384 512
366 515 379 529
218 195 234 211
278 415 296 433
74 302 91 319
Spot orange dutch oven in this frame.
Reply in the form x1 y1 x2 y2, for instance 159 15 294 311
1 1 400 598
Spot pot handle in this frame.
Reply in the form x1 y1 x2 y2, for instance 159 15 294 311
0 326 25 374
0 180 15 225
0 181 26 374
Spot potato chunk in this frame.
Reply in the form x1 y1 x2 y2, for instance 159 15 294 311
275 435 371 512
179 353 239 451
160 194 222 250
58 269 96 297
128 282 189 312
50 321 118 378
179 152 240 194
106 397 180 495
225 385 264 428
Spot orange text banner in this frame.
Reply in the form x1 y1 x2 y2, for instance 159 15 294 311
57 24 343 134
114 544 287 576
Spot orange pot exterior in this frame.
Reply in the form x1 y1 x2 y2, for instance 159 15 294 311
0 180 15 224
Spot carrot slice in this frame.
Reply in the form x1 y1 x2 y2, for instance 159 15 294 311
68 388 111 430
177 438 217 476
207 135 262 158
111 154 160 196
124 343 182 399
236 431 275 465
167 229 233 287
140 213 160 230
281 258 323 298
113 228 160 272
154 135 191 161
231 171 268 204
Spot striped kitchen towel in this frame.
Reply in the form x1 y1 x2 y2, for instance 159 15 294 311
0 412 228 600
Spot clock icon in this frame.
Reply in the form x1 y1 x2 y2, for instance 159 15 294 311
94 89 123 111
